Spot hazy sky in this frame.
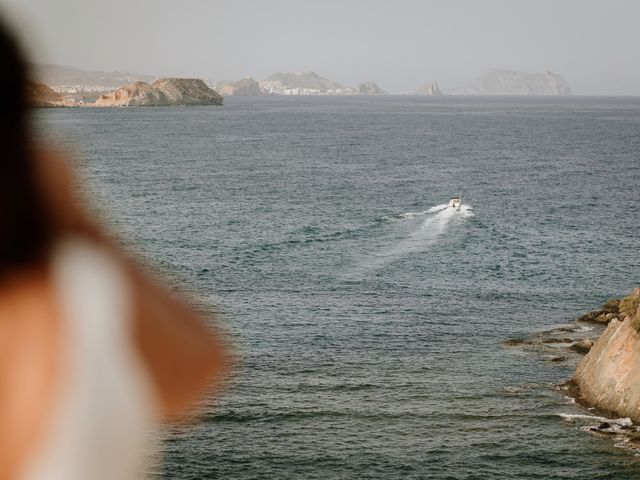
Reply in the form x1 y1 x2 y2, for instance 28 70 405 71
1 0 639 95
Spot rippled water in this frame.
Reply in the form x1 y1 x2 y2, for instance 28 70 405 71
37 96 640 479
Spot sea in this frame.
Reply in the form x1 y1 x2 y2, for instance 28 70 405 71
36 95 640 479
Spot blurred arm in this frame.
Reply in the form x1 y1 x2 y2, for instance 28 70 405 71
35 148 231 419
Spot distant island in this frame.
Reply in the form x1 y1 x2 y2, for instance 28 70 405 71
95 78 223 106
28 64 576 106
261 71 346 94
218 69 571 97
220 72 388 96
450 69 572 96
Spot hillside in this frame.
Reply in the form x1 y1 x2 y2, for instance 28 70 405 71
266 71 343 91
30 63 156 90
25 80 66 107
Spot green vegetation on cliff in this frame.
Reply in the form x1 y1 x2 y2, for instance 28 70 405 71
620 288 640 332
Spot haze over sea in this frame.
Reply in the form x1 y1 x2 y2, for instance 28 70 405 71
37 96 640 479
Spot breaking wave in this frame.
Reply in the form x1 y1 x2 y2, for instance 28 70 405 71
558 413 632 426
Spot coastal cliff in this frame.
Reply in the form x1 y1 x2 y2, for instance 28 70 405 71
96 78 223 106
573 288 640 420
26 80 66 107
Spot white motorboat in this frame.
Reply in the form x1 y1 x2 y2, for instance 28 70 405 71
448 195 461 210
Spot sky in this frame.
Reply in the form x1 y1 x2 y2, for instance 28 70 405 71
1 0 639 95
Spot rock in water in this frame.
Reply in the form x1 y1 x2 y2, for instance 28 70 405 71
414 81 442 95
356 82 387 95
96 78 223 106
577 297 624 324
569 339 594 354
453 69 572 96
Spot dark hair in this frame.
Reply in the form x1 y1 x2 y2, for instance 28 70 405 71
0 19 53 276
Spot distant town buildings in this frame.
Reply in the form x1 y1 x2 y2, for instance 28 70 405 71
52 85 115 94
257 79 357 96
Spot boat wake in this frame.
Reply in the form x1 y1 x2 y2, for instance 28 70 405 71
399 203 474 220
349 203 474 276
407 203 473 246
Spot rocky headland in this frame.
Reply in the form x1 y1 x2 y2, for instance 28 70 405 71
452 69 572 96
95 78 223 106
26 80 68 107
570 289 640 421
505 288 640 444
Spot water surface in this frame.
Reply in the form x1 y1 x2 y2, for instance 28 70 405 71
38 96 640 479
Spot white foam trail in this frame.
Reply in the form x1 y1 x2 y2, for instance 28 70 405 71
398 203 458 219
411 206 456 241
398 211 429 219
576 325 595 332
400 204 473 220
354 203 474 274
427 203 449 213
558 413 633 426
559 413 609 422
459 204 474 218
412 203 474 240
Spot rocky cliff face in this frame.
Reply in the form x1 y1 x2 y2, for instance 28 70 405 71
356 82 387 95
25 80 66 107
453 69 572 96
574 288 640 420
96 81 163 106
96 78 223 106
414 81 442 95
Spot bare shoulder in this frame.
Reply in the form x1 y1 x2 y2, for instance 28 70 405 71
128 267 231 419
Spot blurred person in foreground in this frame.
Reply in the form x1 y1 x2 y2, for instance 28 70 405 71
0 18 230 480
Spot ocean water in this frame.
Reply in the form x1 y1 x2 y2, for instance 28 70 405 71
37 96 640 479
